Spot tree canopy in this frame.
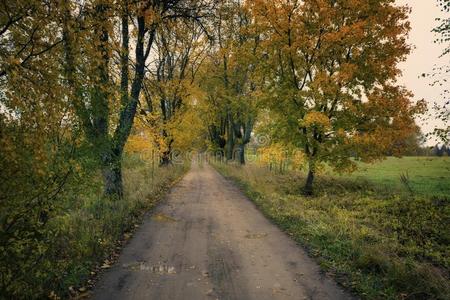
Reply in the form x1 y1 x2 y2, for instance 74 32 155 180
1 0 425 197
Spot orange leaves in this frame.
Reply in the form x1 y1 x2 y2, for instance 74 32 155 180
250 0 421 176
142 7 162 25
323 20 366 46
336 63 358 84
347 85 425 160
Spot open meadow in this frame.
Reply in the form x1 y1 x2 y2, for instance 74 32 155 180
338 157 450 197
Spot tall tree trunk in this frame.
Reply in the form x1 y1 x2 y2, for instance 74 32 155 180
159 138 172 166
208 124 226 155
101 149 123 198
234 118 253 165
63 0 120 198
237 143 245 165
62 0 96 141
225 111 235 161
159 131 173 166
112 16 148 154
304 160 315 196
160 151 171 166
107 16 153 197
225 138 234 161
120 0 129 107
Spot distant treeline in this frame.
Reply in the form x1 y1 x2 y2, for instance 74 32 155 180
408 145 450 157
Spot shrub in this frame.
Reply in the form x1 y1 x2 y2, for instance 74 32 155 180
0 153 187 298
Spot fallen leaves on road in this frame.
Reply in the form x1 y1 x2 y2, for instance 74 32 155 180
244 233 268 239
152 213 178 223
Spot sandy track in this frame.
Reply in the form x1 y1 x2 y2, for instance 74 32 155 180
91 162 352 300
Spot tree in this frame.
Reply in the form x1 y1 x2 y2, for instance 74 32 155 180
140 18 208 165
200 0 262 164
433 144 444 156
441 144 448 156
61 0 212 197
0 1 63 78
387 125 424 156
251 0 425 194
428 0 450 142
433 0 450 57
0 1 82 295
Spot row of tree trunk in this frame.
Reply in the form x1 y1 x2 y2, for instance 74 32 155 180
62 0 209 198
209 112 254 165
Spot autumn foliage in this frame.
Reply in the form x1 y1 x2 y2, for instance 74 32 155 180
0 0 435 298
244 0 425 193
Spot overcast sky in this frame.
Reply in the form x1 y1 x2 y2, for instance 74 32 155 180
396 0 448 145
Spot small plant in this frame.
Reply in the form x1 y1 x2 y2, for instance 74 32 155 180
400 171 414 194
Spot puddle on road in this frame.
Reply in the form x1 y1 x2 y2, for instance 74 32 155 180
122 262 176 274
244 233 268 239
122 262 150 271
151 263 177 274
152 213 177 223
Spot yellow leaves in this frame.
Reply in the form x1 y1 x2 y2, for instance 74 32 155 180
302 111 331 129
124 118 159 160
258 143 286 165
169 104 207 151
336 161 358 174
351 131 388 162
125 134 149 154
291 150 307 170
100 259 112 269
258 144 308 171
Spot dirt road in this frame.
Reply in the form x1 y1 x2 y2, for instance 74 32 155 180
91 162 352 300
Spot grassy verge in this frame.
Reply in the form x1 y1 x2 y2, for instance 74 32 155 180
212 161 450 300
54 156 188 297
7 154 189 299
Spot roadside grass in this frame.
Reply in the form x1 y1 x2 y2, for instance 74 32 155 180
212 159 450 300
6 154 188 299
55 156 188 293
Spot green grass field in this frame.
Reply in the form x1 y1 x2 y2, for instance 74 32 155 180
245 154 450 197
337 157 450 197
213 156 450 299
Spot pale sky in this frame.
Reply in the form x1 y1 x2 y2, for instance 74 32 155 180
396 0 448 145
